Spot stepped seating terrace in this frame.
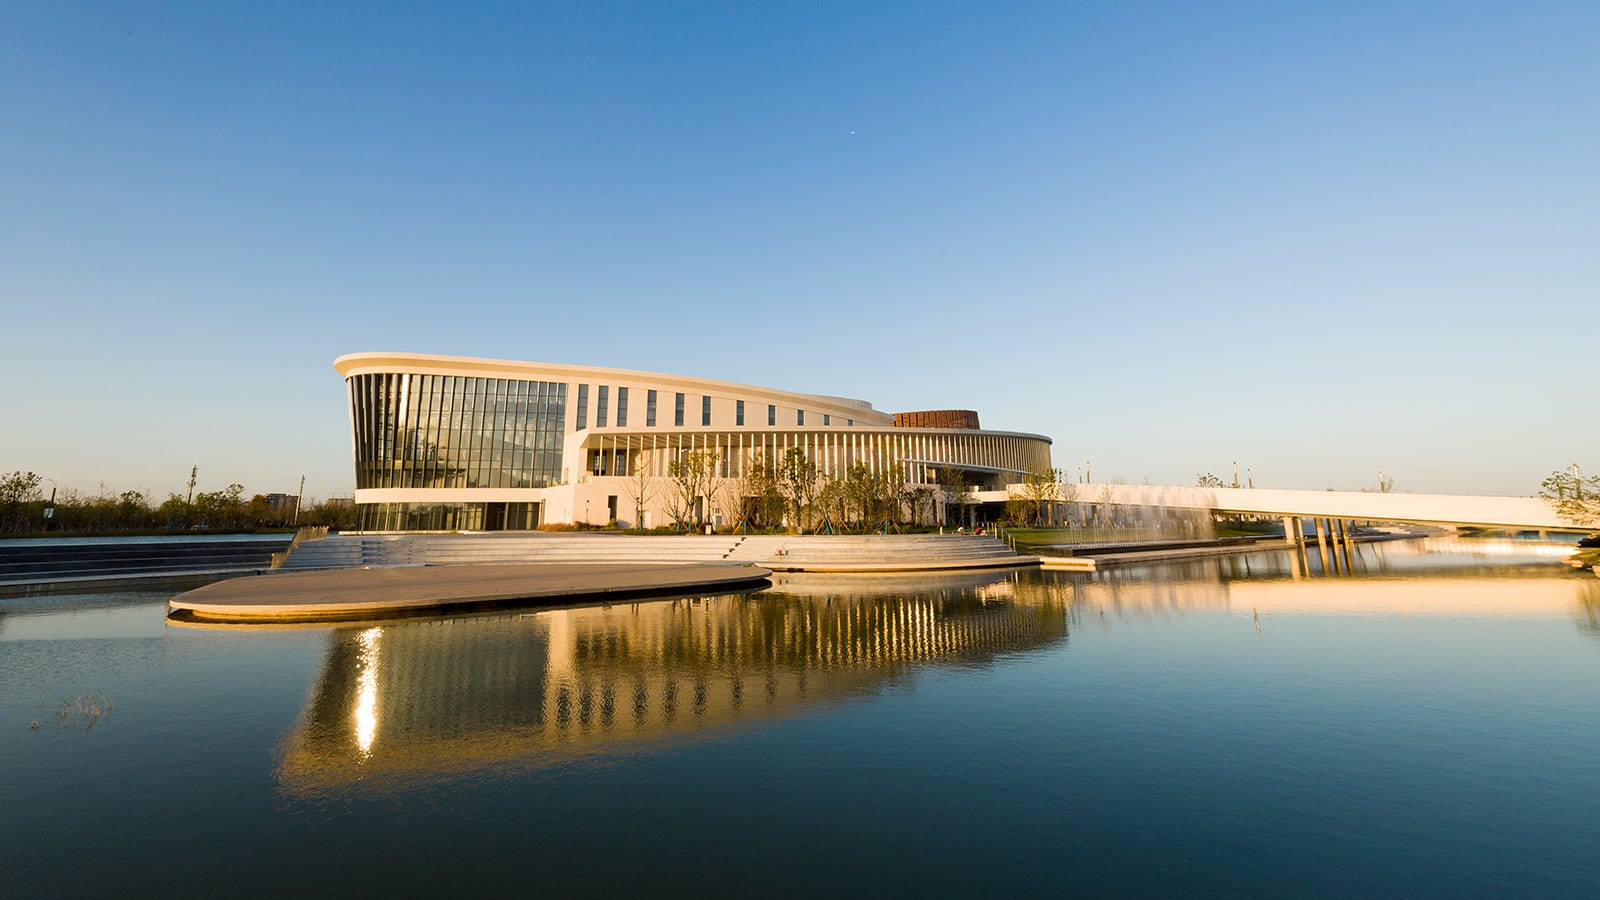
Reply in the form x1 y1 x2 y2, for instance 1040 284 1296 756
275 532 1033 573
0 536 292 587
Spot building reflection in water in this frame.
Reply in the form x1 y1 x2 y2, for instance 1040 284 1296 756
1025 543 1600 630
278 554 1599 793
278 575 1069 792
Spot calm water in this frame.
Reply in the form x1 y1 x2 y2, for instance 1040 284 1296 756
3 539 1598 897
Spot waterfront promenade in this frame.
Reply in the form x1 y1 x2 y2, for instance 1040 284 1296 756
168 562 773 623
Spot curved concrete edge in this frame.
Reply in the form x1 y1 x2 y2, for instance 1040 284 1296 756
168 563 772 624
1039 557 1097 571
764 556 1039 573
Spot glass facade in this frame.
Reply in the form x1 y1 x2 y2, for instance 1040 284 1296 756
356 501 541 532
348 373 567 491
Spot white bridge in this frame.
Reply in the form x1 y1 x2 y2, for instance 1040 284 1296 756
981 483 1589 532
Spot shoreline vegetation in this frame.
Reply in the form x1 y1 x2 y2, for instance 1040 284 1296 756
0 470 355 535
5 467 1594 553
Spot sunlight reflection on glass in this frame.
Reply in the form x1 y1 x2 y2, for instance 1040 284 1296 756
354 626 381 758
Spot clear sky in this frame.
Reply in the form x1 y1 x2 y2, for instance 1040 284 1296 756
2 1 1595 502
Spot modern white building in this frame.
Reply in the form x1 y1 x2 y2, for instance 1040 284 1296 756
338 352 1053 531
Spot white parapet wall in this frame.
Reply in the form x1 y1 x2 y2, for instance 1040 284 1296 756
988 483 1583 531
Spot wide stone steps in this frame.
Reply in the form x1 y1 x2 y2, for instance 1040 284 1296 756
276 533 1028 572
0 537 293 584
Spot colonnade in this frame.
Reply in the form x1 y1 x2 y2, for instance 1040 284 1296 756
1283 515 1361 575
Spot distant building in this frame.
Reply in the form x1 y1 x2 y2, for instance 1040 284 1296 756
336 352 1053 531
260 493 299 514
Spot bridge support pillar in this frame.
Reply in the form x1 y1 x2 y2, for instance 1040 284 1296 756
1314 517 1332 573
1283 516 1298 546
1335 518 1353 571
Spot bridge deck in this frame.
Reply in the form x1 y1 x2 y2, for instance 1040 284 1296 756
981 484 1586 531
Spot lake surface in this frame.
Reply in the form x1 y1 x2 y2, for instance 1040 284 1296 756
4 539 1598 897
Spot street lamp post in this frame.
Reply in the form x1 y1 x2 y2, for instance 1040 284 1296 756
41 477 57 529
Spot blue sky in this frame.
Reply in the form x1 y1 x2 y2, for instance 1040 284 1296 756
2 1 1595 502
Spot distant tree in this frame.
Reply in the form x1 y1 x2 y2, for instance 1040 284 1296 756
1004 491 1031 525
624 450 657 529
0 470 42 531
736 452 785 529
303 498 357 530
936 466 973 528
907 485 937 526
874 463 909 530
777 448 819 533
1019 468 1064 526
118 490 151 528
1541 466 1600 526
713 475 745 531
668 450 718 529
157 492 192 528
1196 473 1226 489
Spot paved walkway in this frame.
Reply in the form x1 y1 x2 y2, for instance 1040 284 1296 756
168 563 772 623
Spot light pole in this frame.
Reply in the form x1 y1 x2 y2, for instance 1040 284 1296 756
41 477 57 529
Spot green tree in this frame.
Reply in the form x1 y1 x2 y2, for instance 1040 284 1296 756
303 498 357 530
0 470 43 532
1196 473 1226 488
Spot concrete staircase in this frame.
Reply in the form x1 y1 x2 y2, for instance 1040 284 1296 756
275 532 1034 573
722 533 1034 571
0 535 293 592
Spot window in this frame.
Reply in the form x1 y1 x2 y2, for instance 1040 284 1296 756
576 384 588 430
597 386 609 428
736 400 745 426
616 387 628 427
847 419 853 427
768 404 776 426
823 414 830 426
797 410 805 426
674 393 685 427
701 395 711 426
647 389 657 427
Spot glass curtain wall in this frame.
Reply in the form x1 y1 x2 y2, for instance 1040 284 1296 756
348 373 567 491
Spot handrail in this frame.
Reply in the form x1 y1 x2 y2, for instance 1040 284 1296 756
270 525 330 569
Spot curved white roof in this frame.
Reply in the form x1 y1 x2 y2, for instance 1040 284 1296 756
335 351 891 422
